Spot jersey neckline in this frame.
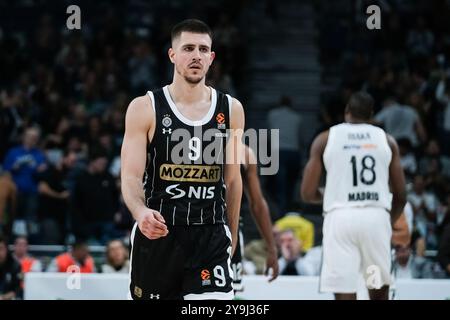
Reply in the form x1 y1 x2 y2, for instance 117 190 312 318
163 85 217 126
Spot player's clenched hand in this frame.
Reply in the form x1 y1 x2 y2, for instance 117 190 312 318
137 209 168 240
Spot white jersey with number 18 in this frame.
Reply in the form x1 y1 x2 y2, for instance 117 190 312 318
323 123 393 213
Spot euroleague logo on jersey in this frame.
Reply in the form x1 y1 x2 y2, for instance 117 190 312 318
216 113 226 129
201 269 210 280
201 269 211 286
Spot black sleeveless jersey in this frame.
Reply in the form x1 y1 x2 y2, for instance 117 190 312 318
143 86 232 226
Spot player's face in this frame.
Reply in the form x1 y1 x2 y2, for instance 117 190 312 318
108 241 127 265
73 247 88 262
169 32 215 84
395 245 411 264
14 238 28 257
23 129 40 148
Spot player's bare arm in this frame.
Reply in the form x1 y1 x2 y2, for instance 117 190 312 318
391 212 411 247
301 131 329 203
386 134 407 225
121 96 168 240
225 98 245 256
243 145 279 281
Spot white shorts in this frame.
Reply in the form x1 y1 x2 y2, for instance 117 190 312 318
320 207 392 293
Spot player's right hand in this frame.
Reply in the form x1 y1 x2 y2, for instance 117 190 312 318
137 209 168 240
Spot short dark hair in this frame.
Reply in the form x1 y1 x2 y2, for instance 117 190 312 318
346 92 374 120
171 19 212 44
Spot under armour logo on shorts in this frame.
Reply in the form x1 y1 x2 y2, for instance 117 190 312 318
149 293 160 299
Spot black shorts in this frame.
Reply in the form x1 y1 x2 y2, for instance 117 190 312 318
129 223 234 300
231 229 244 291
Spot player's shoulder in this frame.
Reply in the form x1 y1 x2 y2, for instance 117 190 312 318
209 87 243 115
129 94 152 110
125 94 155 128
227 95 243 112
310 129 329 156
126 94 154 117
315 129 330 143
226 95 244 128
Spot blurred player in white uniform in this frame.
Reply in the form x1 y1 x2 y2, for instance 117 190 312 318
301 92 406 300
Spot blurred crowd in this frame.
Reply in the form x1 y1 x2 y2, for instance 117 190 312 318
0 0 250 299
0 0 246 246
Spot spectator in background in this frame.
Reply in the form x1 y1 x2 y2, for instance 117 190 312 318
101 240 129 273
37 150 78 244
13 236 42 273
418 140 450 179
267 96 302 214
408 174 440 250
0 90 24 161
275 211 314 252
105 159 134 240
393 244 435 279
435 75 450 156
2 127 47 240
278 229 316 276
86 116 103 148
114 183 134 241
391 209 443 280
374 95 427 149
0 170 17 238
72 148 120 244
128 41 157 95
47 241 95 273
397 138 417 177
0 235 22 300
423 157 448 203
97 130 117 164
66 105 88 145
213 13 239 51
207 60 236 96
407 17 434 61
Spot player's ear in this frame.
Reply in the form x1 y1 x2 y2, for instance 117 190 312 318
210 51 215 64
168 47 175 64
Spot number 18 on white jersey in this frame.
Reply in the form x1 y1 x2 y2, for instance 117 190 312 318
323 123 393 213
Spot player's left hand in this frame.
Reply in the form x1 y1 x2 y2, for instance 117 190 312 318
265 248 279 282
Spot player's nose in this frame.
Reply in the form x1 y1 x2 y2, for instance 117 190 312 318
192 48 202 59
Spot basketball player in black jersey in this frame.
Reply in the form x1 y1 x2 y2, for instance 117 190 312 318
231 145 279 292
121 19 244 300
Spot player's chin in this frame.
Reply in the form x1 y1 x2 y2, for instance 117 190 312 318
185 69 205 83
184 75 204 84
